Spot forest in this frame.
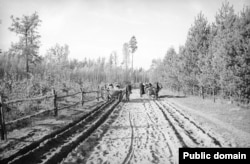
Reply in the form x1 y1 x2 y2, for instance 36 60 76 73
0 1 249 105
149 2 250 104
0 12 146 102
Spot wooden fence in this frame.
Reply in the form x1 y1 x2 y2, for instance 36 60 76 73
0 88 102 141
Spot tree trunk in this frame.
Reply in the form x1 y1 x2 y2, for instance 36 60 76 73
132 52 133 72
230 89 233 104
25 32 29 78
213 87 216 103
131 52 134 82
201 86 205 99
192 85 195 95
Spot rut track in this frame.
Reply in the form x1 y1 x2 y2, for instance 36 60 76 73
143 99 175 164
1 99 121 164
160 100 224 146
151 100 188 147
153 99 226 147
122 112 135 164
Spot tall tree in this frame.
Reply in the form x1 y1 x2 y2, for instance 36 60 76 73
122 43 130 80
211 1 238 100
129 36 138 72
229 6 250 102
111 51 118 80
162 47 182 91
9 12 41 77
149 58 163 83
183 12 211 95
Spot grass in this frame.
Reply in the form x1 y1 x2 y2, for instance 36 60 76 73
159 89 250 133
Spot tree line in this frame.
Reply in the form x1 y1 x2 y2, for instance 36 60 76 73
149 2 250 104
0 13 146 100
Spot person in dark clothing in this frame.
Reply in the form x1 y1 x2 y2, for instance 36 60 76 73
149 83 152 87
125 83 132 101
139 82 145 97
154 82 162 99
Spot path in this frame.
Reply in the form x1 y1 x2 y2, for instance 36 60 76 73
63 90 233 164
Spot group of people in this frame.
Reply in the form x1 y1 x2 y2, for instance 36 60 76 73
125 81 163 101
139 82 162 99
99 83 122 101
99 81 162 102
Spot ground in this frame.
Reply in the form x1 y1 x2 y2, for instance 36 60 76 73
63 89 250 164
0 99 103 160
1 89 250 164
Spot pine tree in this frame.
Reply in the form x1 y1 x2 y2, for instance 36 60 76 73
212 1 238 100
232 6 250 102
123 43 130 80
129 36 138 71
9 12 41 77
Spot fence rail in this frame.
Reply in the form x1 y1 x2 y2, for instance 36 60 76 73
0 88 102 141
5 94 54 104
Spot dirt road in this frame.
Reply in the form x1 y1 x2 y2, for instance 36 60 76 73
63 90 239 164
1 89 248 164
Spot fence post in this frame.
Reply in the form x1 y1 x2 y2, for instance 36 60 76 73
0 95 7 140
52 89 58 116
80 88 84 106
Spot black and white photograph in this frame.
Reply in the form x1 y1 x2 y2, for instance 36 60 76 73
0 0 250 163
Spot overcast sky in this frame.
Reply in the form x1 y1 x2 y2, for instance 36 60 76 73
0 0 249 69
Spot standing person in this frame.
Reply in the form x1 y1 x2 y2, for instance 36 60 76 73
125 82 132 101
139 82 145 97
106 84 111 101
155 82 162 99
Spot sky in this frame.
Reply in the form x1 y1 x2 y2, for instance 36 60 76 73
0 0 249 69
